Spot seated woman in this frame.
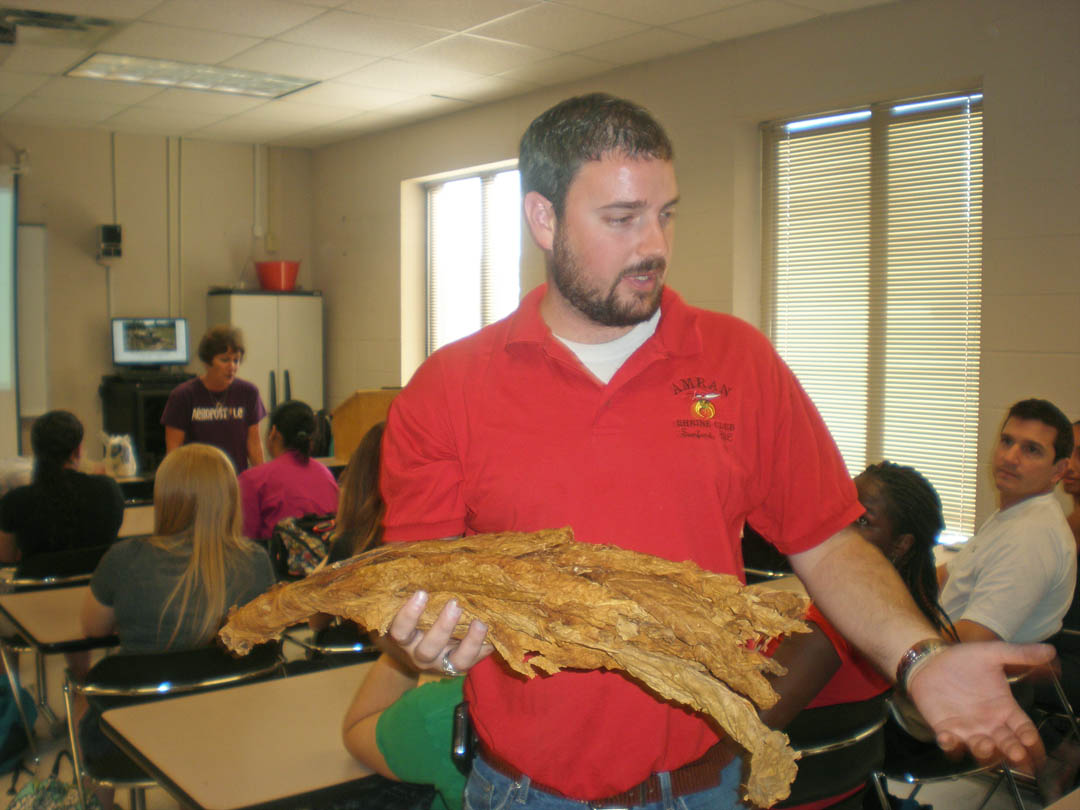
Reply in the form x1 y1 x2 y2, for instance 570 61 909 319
0 409 124 565
760 460 953 810
80 443 275 808
340 461 951 810
326 421 385 564
238 400 339 542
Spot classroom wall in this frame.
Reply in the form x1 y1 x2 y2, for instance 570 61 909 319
8 124 314 458
312 0 1079 525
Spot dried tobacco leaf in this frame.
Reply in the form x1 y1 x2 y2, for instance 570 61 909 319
219 527 808 806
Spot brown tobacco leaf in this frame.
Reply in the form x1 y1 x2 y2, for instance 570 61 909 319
219 527 808 807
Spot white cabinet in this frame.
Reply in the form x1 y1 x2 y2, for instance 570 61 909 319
207 290 324 413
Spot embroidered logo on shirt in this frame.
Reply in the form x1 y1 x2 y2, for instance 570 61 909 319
670 377 736 441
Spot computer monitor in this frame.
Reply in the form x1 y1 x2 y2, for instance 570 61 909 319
111 317 189 369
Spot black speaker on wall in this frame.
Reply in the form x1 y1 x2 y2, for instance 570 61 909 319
98 224 122 259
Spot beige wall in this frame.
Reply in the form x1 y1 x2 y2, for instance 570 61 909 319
9 124 313 458
312 0 1079 524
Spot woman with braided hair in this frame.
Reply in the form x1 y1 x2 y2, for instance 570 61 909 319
760 461 951 810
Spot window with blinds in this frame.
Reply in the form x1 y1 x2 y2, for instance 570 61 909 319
763 92 983 541
426 168 521 354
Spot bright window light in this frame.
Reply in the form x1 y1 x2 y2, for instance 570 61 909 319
66 53 316 98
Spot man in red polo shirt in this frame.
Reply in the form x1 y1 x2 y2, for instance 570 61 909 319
380 93 1053 809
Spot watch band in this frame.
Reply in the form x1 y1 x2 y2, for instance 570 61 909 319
896 637 948 693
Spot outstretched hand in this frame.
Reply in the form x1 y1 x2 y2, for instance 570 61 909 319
387 590 494 675
907 640 1056 773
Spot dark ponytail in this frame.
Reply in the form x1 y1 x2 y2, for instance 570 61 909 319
270 400 316 462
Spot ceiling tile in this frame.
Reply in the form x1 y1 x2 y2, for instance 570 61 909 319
101 105 225 134
0 71 50 96
334 58 486 95
471 4 646 52
143 0 326 38
3 95 127 124
667 0 821 42
9 0 160 20
408 33 555 75
282 81 413 110
96 21 262 63
576 27 711 65
137 87 267 115
451 74 537 103
796 0 895 11
339 0 540 32
33 75 163 103
187 115 313 144
276 10 449 57
550 0 744 26
223 41 377 80
498 53 614 86
238 98 361 126
1 43 87 73
0 95 22 114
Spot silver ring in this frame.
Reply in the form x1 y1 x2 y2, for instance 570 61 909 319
440 651 460 677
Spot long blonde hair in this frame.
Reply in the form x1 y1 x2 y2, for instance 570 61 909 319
149 443 251 646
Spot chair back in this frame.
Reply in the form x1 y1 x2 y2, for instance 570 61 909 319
774 694 887 807
8 545 111 591
79 640 283 698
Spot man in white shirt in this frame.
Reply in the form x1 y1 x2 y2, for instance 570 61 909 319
940 398 1076 643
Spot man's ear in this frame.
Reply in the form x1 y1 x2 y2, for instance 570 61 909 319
523 191 556 252
1052 457 1069 485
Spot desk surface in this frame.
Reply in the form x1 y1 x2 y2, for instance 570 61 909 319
1048 787 1080 809
0 585 112 650
103 662 374 810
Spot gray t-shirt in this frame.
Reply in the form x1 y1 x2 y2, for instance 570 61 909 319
91 537 275 653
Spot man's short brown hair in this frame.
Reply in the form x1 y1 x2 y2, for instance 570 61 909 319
198 324 245 364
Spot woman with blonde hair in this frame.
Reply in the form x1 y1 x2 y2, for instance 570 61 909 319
82 442 274 651
325 421 385 564
79 443 275 808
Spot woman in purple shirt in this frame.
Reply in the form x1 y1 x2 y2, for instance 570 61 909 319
238 400 339 541
161 325 266 473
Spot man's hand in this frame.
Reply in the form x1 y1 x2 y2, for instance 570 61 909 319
907 640 1056 773
387 590 494 675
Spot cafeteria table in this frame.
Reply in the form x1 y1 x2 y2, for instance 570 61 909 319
0 584 118 734
102 661 376 810
1049 787 1080 809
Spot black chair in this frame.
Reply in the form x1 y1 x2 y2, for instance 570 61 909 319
6 545 111 591
774 694 887 809
283 620 379 672
742 524 792 584
65 641 284 810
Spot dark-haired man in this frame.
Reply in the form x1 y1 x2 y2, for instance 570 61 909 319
381 93 1053 808
939 399 1076 643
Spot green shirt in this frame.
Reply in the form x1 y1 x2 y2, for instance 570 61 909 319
376 677 466 810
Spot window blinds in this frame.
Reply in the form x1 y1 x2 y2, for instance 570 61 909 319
764 93 983 540
427 169 521 354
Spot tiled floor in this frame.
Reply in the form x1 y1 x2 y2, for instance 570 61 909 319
1 648 1057 810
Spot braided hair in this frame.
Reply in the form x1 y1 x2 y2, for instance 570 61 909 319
270 400 316 462
860 461 956 640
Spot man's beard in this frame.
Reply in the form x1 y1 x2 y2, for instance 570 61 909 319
549 228 665 328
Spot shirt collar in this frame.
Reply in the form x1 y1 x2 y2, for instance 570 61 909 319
505 284 702 357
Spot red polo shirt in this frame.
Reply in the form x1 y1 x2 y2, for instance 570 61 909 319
382 284 861 799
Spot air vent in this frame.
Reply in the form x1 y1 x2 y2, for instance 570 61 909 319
0 7 122 49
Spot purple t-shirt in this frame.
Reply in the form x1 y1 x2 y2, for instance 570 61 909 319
237 450 339 540
160 377 266 472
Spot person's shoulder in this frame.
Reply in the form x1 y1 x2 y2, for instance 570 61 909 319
677 299 771 345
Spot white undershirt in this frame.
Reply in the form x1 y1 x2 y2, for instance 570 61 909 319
554 308 660 384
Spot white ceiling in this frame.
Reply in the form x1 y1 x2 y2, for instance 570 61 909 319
0 0 897 149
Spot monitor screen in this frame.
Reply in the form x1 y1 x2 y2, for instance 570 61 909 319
111 318 189 367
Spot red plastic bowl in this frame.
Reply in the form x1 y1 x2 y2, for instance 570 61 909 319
256 260 300 291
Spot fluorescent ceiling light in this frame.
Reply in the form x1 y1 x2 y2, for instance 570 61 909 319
66 53 316 98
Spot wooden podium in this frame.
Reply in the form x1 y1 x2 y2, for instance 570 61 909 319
331 388 400 461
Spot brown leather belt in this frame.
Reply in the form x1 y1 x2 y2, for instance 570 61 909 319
477 740 736 809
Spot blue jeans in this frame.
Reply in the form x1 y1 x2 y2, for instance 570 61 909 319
464 754 747 810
